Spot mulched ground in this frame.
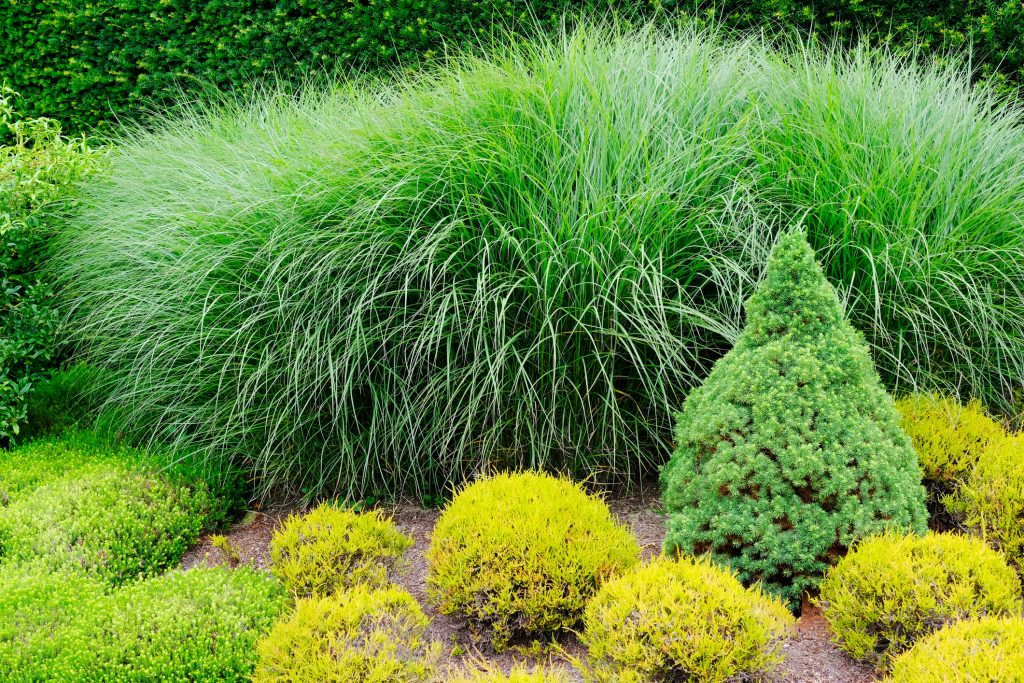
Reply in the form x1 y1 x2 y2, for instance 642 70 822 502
180 494 878 683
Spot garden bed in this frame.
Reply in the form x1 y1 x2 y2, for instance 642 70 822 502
182 493 878 683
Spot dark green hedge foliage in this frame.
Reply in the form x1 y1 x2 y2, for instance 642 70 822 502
1 0 1020 134
661 232 928 608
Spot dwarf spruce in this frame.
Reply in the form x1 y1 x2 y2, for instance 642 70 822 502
661 231 927 608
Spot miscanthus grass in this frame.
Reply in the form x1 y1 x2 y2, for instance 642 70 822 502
55 25 1024 499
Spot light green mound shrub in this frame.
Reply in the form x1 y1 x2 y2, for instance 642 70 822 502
661 232 928 608
818 532 1023 669
895 393 1007 485
56 26 1024 499
49 567 286 683
0 434 121 504
428 471 639 650
581 555 794 683
270 503 413 598
0 562 106 678
887 617 1024 682
448 667 571 682
948 434 1024 573
254 585 440 683
0 464 214 585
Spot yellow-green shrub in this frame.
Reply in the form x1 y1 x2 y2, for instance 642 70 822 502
269 503 412 598
818 532 1022 669
427 472 640 650
887 617 1024 682
254 585 440 683
581 555 794 683
447 666 571 682
895 393 1006 484
948 434 1024 573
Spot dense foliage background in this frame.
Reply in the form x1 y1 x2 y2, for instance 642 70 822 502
1 0 1020 134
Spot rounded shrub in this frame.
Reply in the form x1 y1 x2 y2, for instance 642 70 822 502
582 555 793 682
948 434 1024 573
448 667 570 682
254 585 440 683
427 471 639 650
270 503 412 598
887 617 1024 682
55 27 1024 499
661 232 928 608
895 393 1006 485
52 567 286 682
818 532 1023 669
0 464 214 585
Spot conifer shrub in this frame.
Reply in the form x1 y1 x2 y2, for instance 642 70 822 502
661 231 928 608
427 471 639 650
254 585 440 683
50 567 286 682
270 503 413 598
887 617 1024 682
818 532 1022 669
895 393 1006 486
948 434 1024 573
448 667 570 682
581 555 793 682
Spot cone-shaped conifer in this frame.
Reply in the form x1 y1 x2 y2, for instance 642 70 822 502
661 231 927 608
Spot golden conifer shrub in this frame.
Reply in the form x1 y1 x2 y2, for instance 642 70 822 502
818 531 1022 669
269 503 412 598
427 471 640 650
447 666 571 682
254 585 440 683
581 555 794 682
895 393 1006 485
887 617 1024 682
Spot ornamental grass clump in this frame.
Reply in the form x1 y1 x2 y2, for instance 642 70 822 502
661 232 928 608
55 25 1024 499
818 532 1022 669
254 585 440 683
887 617 1024 682
270 503 413 598
427 471 639 650
581 555 794 683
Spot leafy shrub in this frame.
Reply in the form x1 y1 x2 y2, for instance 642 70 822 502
0 87 104 446
948 434 1024 573
427 471 639 650
582 555 794 682
448 667 570 682
57 27 1024 499
270 503 413 598
818 531 1023 669
661 232 928 607
887 616 1024 682
254 585 440 683
0 464 214 585
0 562 106 677
895 393 1006 485
2 0 1021 134
48 567 286 682
19 363 113 441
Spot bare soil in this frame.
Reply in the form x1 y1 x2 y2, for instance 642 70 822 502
180 494 878 683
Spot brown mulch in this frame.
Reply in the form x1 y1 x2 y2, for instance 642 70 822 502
180 494 878 683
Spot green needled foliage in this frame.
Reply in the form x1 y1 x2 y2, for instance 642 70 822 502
661 232 928 608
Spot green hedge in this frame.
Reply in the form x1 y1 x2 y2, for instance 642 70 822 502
1 0 1020 135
